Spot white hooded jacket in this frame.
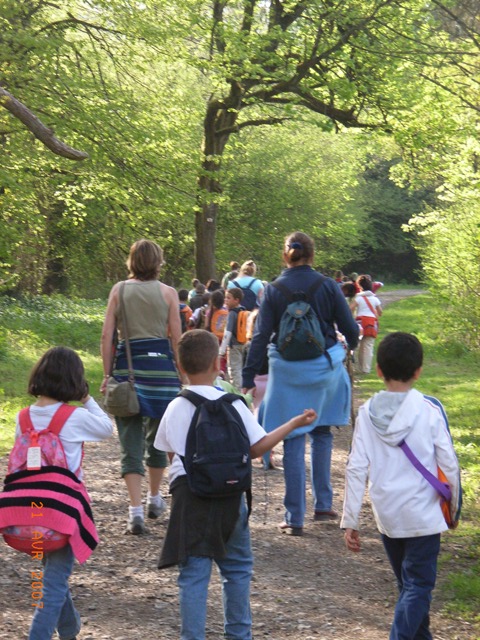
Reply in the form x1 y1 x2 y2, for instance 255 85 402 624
341 388 461 538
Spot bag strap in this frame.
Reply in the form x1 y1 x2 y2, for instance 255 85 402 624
272 274 326 304
363 295 378 318
399 440 452 501
18 404 77 436
179 388 247 408
18 407 35 434
118 282 135 384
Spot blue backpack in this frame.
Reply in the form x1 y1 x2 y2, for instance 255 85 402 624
272 276 327 361
179 390 252 504
232 278 259 311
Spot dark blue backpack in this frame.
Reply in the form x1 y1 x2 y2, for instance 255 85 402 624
232 278 259 311
179 390 252 502
272 276 328 361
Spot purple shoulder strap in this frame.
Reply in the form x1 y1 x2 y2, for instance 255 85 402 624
399 440 451 501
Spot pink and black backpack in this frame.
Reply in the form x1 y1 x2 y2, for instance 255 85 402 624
1 404 77 554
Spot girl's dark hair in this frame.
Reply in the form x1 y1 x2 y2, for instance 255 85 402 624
357 275 373 291
126 239 164 281
28 347 89 402
284 231 315 264
377 332 423 382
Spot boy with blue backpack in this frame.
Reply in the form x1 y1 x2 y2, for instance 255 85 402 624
341 332 461 640
154 329 316 640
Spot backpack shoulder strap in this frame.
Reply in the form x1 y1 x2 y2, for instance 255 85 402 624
220 393 248 408
179 388 208 408
245 278 257 291
232 280 240 288
18 408 34 434
47 404 78 436
306 274 327 300
271 281 293 303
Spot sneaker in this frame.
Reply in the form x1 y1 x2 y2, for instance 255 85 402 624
126 515 146 535
313 510 338 522
147 496 167 519
278 521 303 536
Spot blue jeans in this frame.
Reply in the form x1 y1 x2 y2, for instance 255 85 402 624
382 533 440 640
178 500 253 640
29 545 81 640
283 426 333 527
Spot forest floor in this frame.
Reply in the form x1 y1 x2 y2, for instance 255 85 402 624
0 289 476 640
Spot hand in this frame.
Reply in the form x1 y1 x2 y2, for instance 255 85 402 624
291 408 317 428
344 528 361 552
100 378 108 395
242 387 256 397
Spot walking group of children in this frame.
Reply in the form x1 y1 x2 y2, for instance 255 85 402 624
0 275 462 640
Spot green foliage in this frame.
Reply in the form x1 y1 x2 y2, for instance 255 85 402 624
0 295 105 448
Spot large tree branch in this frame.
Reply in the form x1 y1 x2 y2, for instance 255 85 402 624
215 116 289 136
0 87 88 160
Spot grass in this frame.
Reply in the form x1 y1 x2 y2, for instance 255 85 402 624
0 291 478 629
0 294 105 455
355 292 480 628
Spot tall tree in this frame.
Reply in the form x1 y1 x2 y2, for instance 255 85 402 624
186 0 466 281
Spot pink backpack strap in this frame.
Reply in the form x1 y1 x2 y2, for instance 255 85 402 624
48 404 77 435
18 408 35 434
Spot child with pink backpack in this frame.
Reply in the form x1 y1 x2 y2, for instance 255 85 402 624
0 346 113 640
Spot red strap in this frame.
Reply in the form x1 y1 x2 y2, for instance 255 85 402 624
18 404 77 435
18 408 35 434
363 296 378 318
48 404 77 435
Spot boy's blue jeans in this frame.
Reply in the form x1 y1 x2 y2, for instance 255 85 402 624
178 499 252 640
382 533 441 640
29 544 81 640
283 426 333 527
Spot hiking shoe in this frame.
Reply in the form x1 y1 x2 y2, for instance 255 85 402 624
147 496 167 519
278 522 303 537
313 510 338 522
126 516 146 535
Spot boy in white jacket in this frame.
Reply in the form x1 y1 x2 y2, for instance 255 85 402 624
341 332 461 640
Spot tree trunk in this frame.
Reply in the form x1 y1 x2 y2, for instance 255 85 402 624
195 91 241 283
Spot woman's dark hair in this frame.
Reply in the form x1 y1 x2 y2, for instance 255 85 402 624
28 347 89 402
126 239 164 281
377 332 423 382
284 231 315 264
206 279 222 292
357 275 373 292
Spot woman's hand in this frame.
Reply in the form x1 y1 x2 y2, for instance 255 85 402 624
100 376 109 395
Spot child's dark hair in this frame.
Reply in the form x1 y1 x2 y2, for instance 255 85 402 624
178 330 219 375
357 274 372 292
178 288 189 302
376 332 423 382
228 287 244 302
28 347 89 401
209 290 225 310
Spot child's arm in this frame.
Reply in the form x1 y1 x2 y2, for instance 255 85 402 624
249 409 317 458
344 528 361 552
219 330 232 356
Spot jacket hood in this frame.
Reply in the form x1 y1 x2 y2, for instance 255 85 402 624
368 388 422 446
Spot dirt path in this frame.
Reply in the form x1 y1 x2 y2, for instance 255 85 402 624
0 289 476 639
